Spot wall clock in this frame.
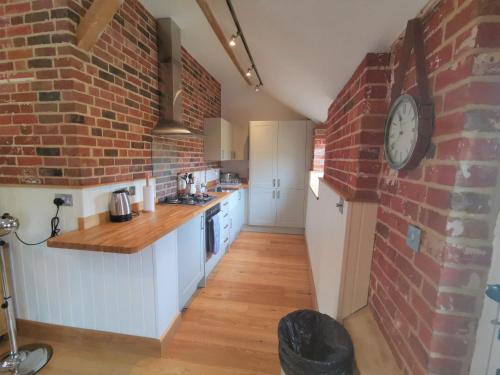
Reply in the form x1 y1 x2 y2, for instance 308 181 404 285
384 18 434 170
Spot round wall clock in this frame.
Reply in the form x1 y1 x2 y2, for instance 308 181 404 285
383 94 431 170
384 18 434 171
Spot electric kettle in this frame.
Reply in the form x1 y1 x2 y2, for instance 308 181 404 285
109 189 132 222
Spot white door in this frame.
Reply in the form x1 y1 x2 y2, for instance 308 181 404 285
249 188 276 226
177 215 204 308
471 210 500 374
277 121 307 189
276 188 305 228
250 121 278 189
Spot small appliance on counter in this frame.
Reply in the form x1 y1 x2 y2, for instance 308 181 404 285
220 172 240 184
109 189 132 222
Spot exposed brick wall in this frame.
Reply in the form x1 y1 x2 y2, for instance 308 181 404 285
370 1 500 374
153 48 221 199
323 53 391 201
0 0 221 192
312 124 326 172
322 0 500 374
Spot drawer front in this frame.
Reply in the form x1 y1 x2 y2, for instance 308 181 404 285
221 198 231 213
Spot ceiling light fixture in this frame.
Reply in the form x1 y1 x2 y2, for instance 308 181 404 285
228 32 239 47
226 0 263 91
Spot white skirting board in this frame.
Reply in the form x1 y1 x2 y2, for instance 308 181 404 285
242 225 304 235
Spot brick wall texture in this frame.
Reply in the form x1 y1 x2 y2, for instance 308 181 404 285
0 0 220 194
312 124 326 172
323 0 500 374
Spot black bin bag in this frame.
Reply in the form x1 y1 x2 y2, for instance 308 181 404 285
278 310 354 375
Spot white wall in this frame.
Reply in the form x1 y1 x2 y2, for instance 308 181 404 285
305 179 348 319
0 180 180 339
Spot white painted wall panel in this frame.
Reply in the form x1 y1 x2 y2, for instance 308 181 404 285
305 179 348 319
153 230 179 338
0 184 180 339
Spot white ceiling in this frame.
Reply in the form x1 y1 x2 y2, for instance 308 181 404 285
140 0 428 123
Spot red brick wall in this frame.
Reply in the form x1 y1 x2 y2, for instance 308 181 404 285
323 53 391 201
323 0 500 374
0 0 220 192
312 124 326 172
154 48 221 199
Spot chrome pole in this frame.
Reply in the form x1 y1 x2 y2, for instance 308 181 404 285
0 213 52 374
0 239 19 359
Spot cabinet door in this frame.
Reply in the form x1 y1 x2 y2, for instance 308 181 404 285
277 121 307 189
177 215 204 308
221 119 232 161
250 122 277 189
232 124 249 160
249 188 276 226
276 188 305 228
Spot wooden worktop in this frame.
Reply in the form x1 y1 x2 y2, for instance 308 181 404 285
47 192 232 254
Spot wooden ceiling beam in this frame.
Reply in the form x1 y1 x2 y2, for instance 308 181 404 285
76 0 124 51
196 0 252 85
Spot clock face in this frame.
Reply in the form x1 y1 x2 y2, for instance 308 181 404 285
384 94 419 170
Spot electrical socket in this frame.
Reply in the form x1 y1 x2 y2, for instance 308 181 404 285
128 186 136 196
55 193 73 206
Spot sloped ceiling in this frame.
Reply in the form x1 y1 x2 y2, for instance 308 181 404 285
140 0 428 123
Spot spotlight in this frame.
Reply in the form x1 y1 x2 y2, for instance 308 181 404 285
255 84 261 92
246 67 252 77
229 33 238 47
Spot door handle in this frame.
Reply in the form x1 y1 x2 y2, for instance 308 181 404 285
277 178 280 187
277 190 280 199
273 178 276 187
336 198 344 214
272 190 275 199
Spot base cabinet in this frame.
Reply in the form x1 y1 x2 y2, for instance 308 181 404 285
177 215 204 309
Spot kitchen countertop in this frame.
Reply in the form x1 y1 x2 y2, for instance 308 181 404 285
47 192 232 254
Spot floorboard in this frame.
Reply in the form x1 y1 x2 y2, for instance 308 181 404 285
0 231 313 374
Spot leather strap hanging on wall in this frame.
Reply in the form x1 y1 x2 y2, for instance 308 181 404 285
390 18 432 106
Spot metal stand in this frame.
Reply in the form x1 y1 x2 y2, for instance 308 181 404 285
0 238 52 374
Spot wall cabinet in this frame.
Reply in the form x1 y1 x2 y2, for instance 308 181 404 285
249 121 308 228
232 124 249 161
204 118 233 161
177 214 204 309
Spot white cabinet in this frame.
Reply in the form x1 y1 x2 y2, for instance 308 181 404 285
276 188 305 227
177 214 204 308
249 120 309 228
249 121 277 188
204 118 233 161
229 189 246 244
232 124 249 160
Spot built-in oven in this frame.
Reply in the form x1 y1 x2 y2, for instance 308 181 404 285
205 203 221 260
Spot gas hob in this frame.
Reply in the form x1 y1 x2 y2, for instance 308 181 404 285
161 194 216 206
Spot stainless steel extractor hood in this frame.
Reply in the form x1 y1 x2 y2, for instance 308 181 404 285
153 18 203 137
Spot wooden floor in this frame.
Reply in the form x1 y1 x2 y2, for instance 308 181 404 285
1 232 313 374
344 307 402 375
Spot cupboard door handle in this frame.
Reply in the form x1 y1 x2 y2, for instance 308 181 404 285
273 178 276 187
277 178 280 187
277 190 280 199
272 190 275 199
224 224 229 229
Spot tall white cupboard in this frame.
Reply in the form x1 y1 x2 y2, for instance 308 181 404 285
248 120 310 228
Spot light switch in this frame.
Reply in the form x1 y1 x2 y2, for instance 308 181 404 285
406 225 422 252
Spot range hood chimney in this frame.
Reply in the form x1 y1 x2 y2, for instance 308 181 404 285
153 18 203 137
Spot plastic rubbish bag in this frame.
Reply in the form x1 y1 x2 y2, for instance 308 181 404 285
278 310 354 375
